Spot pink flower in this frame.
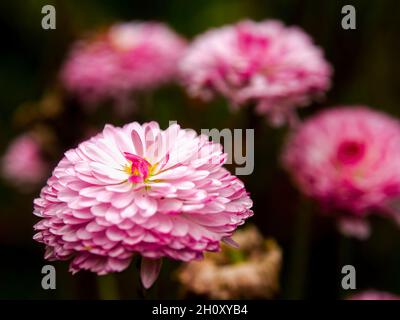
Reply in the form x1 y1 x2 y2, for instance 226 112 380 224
282 107 400 238
347 290 400 300
2 134 47 189
180 20 332 126
60 22 186 107
33 121 253 288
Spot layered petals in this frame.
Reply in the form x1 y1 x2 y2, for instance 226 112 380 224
33 121 253 280
282 106 400 237
180 20 332 126
61 22 186 107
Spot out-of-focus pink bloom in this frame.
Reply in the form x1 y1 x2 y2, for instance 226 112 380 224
2 134 47 189
180 20 332 126
282 107 400 238
33 121 253 288
347 290 400 300
61 22 186 107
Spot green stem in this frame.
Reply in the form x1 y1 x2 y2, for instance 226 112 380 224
286 197 313 299
97 274 119 300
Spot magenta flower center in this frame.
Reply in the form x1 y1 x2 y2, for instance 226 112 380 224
336 140 366 165
123 152 151 183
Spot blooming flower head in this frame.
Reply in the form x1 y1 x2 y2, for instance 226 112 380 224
33 121 253 288
347 290 400 300
282 107 400 238
61 22 186 106
2 134 48 190
180 20 332 126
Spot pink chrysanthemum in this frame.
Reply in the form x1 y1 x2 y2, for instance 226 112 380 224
282 107 400 239
60 22 186 107
180 20 332 126
33 121 252 288
2 134 47 189
347 290 400 300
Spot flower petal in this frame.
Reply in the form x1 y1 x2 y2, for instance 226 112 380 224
140 257 162 289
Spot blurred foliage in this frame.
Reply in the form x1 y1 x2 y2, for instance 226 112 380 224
0 0 399 299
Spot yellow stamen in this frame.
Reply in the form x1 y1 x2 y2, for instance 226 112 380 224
123 164 132 175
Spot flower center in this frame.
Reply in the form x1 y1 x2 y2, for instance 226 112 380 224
336 140 366 165
123 152 151 183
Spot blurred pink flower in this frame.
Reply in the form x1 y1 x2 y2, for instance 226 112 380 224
282 107 400 238
2 134 47 189
347 290 400 300
33 121 253 288
60 22 186 108
180 20 332 126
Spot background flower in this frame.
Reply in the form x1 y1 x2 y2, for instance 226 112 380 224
180 19 332 126
178 225 281 299
282 107 400 238
1 133 48 190
61 22 186 108
347 290 400 300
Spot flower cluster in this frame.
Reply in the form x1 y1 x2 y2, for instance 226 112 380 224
21 15 399 295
